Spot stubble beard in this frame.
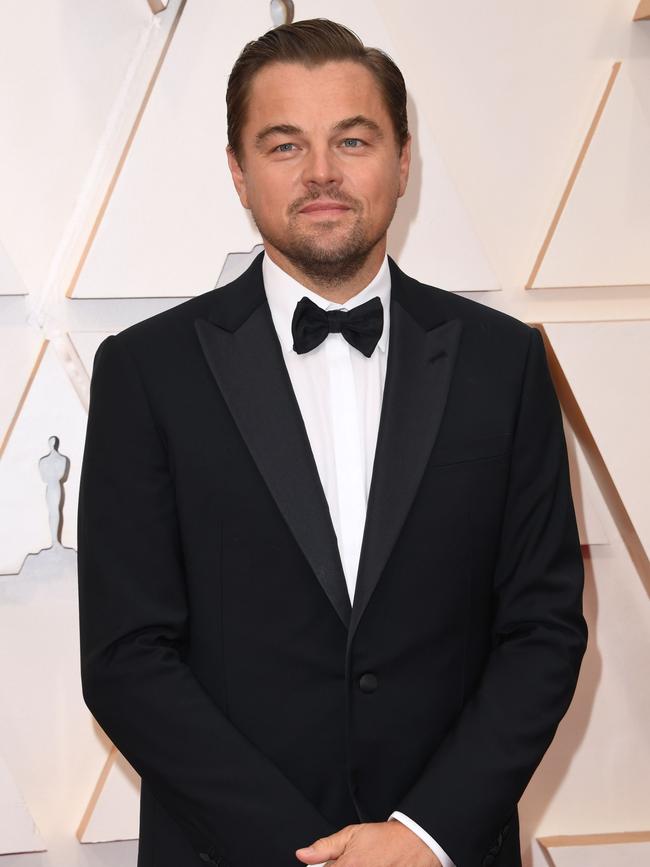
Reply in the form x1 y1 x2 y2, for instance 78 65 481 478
251 197 396 289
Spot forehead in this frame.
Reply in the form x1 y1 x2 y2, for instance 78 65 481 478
244 60 389 130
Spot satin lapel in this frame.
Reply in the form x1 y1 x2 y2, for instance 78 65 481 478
194 254 351 629
346 260 463 648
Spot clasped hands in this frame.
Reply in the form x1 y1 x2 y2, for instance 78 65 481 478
295 820 442 867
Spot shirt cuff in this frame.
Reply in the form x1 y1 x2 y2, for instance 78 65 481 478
388 811 456 867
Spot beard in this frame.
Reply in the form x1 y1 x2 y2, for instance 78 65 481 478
250 189 397 288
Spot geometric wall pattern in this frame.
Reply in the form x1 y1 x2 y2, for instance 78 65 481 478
0 752 45 856
544 322 650 594
77 749 140 845
539 833 650 867
0 240 26 296
561 417 609 548
634 1 650 21
0 340 87 572
70 0 501 299
1 2 649 866
528 61 650 289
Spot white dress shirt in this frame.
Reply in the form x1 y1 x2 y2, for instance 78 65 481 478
262 251 455 867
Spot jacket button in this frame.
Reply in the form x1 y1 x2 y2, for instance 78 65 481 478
359 673 378 693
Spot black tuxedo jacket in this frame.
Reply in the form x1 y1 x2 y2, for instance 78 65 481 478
77 252 587 867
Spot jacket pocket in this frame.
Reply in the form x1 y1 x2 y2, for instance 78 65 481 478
429 434 512 468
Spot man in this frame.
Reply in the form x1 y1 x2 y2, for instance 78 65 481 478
77 18 587 867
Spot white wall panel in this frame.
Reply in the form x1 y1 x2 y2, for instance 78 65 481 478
563 414 609 547
0 240 26 296
73 0 499 297
0 329 43 448
0 547 108 851
376 0 647 291
78 750 140 844
0 341 87 574
520 515 650 866
545 321 650 559
534 62 650 288
72 0 269 299
0 753 45 856
540 836 650 867
0 0 152 299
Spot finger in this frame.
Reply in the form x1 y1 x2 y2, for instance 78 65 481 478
295 830 347 863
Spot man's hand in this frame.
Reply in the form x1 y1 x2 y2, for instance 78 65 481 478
295 820 442 866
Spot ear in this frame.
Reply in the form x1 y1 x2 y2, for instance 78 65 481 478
397 133 411 198
226 145 250 209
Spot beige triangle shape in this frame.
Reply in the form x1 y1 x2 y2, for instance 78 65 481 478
539 832 650 867
66 0 188 300
0 238 27 296
634 1 650 21
529 61 650 288
0 331 45 461
0 751 46 855
78 747 140 844
562 409 609 547
539 323 650 595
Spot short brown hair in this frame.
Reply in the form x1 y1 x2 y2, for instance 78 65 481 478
226 18 409 164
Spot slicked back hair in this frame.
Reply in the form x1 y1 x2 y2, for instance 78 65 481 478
226 18 409 164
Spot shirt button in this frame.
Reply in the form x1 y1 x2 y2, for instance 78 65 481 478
359 672 378 693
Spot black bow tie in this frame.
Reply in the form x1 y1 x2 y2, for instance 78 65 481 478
291 295 384 358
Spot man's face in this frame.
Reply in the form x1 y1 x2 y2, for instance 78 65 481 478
227 60 411 284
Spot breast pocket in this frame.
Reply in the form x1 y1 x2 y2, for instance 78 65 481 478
429 433 512 468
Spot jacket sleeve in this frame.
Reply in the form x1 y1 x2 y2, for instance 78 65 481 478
77 334 338 867
391 325 588 867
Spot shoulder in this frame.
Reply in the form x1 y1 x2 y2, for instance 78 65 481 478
390 258 535 347
389 260 542 399
87 287 222 403
108 253 263 364
112 288 218 352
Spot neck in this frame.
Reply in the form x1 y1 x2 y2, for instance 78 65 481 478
262 238 387 305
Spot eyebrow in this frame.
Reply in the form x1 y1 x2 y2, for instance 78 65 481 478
254 115 384 149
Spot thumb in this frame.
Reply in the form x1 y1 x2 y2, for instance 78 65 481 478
295 829 348 864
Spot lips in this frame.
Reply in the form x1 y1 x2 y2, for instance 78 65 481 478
299 201 351 214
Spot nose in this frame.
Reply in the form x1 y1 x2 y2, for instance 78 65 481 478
300 143 344 189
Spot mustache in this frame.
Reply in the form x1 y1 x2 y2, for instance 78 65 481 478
289 191 359 215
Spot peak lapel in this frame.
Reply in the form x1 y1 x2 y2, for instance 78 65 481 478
194 254 351 630
193 254 463 641
346 259 463 648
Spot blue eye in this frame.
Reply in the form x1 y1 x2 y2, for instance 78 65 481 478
342 138 363 147
275 143 295 152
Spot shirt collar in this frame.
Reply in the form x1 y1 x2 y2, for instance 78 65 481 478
262 250 391 355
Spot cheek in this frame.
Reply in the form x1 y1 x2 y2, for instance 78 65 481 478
352 166 397 212
249 169 296 213
362 182 395 221
247 168 274 198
